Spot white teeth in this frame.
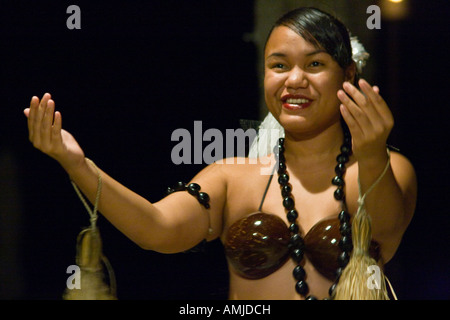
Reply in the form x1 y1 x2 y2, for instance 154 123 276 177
286 98 310 104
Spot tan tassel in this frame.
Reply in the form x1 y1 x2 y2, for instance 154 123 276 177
63 227 117 300
63 158 117 300
333 149 391 300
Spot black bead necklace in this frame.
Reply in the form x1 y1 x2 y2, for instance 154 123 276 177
275 131 353 300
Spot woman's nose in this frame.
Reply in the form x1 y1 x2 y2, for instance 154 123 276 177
285 66 308 89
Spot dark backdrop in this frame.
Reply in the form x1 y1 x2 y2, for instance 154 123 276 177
0 0 448 300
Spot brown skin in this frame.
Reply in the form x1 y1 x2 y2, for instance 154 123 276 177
24 26 417 299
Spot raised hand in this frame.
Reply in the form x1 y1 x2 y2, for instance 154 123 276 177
24 93 86 173
337 78 394 162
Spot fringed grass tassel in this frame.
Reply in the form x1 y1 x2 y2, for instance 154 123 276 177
63 158 117 300
63 227 117 300
334 149 391 300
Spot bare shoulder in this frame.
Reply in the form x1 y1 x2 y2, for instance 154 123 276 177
390 150 415 171
190 156 266 184
184 156 273 238
214 156 275 178
389 150 417 194
187 156 273 200
389 150 418 225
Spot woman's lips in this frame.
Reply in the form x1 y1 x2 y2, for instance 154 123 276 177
281 95 313 110
282 101 312 110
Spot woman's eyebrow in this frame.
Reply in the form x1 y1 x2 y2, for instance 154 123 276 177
266 52 286 59
266 49 327 59
306 49 327 56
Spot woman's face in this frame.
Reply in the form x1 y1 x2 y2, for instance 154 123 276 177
264 26 354 137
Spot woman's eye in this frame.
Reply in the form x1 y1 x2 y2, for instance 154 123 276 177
309 61 323 67
272 63 285 69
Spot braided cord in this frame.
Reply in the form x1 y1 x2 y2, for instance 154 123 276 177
70 158 102 228
357 149 391 208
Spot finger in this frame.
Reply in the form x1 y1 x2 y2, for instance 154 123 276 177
359 79 381 103
342 81 370 111
51 111 63 145
41 99 55 146
339 103 363 138
33 93 51 145
28 96 39 140
34 93 51 132
345 81 383 127
337 89 369 134
37 93 51 118
358 79 391 120
373 85 380 94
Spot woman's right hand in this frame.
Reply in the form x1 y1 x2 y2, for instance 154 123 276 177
24 93 86 174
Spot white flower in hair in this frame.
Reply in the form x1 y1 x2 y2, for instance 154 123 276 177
351 36 370 73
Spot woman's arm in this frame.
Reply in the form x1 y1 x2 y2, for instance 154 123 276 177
67 159 226 253
24 93 227 253
356 150 417 260
338 79 417 261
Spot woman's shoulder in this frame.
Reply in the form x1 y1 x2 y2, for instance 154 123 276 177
388 150 418 205
189 155 275 190
389 150 417 182
213 155 277 178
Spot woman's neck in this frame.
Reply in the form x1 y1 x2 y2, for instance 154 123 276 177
283 122 345 167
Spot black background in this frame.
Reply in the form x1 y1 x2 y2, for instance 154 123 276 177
0 0 448 300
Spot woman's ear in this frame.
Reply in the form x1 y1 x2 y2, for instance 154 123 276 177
345 62 357 84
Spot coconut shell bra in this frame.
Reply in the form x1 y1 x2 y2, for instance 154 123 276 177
223 170 380 282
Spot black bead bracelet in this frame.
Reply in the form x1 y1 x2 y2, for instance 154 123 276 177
167 182 211 209
166 182 212 253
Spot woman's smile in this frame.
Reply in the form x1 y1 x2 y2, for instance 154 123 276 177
281 94 313 111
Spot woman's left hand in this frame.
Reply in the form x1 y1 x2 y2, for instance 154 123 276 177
337 78 394 162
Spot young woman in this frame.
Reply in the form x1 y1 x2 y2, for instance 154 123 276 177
24 7 417 300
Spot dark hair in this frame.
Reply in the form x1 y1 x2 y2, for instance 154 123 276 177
266 7 353 71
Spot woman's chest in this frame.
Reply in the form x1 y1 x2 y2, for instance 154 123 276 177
223 161 360 234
